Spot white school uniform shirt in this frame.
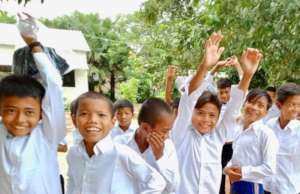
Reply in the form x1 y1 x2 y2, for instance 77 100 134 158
0 53 66 194
115 134 180 194
110 122 137 139
263 104 280 123
227 119 279 184
264 118 300 194
67 134 166 194
171 81 245 194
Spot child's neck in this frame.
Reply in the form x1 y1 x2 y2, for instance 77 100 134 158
119 124 130 132
134 129 149 153
279 116 290 129
84 141 96 157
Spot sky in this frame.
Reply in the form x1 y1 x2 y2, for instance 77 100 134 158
0 0 145 19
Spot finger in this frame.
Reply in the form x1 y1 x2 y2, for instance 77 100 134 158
151 133 164 144
217 47 225 56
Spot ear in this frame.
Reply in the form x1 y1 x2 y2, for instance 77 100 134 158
71 114 77 127
140 122 153 133
276 101 282 110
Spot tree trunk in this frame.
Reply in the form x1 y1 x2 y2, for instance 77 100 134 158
110 70 115 101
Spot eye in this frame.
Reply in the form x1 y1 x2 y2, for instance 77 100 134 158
79 112 87 116
4 108 15 114
25 110 35 116
98 113 107 117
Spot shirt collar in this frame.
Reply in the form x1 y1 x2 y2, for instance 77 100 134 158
245 119 265 136
276 118 300 132
94 134 114 156
79 134 114 157
116 123 136 132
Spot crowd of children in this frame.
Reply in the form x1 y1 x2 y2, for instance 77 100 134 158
0 28 299 194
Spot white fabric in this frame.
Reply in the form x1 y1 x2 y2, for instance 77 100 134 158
115 134 180 194
171 81 245 194
67 134 166 194
72 128 82 145
0 52 65 194
227 120 279 184
110 122 137 139
264 118 300 194
263 104 280 123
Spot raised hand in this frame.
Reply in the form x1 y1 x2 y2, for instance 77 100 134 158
240 48 262 76
202 32 225 69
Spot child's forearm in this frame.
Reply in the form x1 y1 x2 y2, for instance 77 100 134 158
188 64 208 95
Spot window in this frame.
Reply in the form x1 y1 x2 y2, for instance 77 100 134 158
63 70 75 87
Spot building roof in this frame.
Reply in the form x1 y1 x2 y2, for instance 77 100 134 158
0 23 90 70
0 23 90 51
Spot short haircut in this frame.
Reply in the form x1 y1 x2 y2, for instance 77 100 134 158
277 83 300 103
266 86 276 93
0 75 45 102
171 97 181 109
245 88 272 110
138 97 172 127
195 91 222 113
113 99 134 113
73 91 114 117
217 78 232 89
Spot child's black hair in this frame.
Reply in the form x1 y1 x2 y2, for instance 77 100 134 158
138 97 172 127
0 75 45 102
217 78 232 89
266 86 276 93
73 91 114 117
171 97 181 110
277 83 300 103
195 91 222 113
113 99 134 114
245 88 272 110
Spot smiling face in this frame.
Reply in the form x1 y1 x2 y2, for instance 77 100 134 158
74 97 114 145
1 96 41 136
218 87 231 104
149 112 173 141
277 95 300 122
192 102 220 134
243 96 269 125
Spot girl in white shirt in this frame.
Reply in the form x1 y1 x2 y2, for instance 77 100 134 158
224 89 279 194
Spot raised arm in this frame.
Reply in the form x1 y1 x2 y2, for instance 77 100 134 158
171 32 224 147
22 34 66 146
165 65 177 105
218 48 262 140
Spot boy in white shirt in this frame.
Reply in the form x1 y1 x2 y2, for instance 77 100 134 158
264 83 300 194
172 32 260 194
0 38 65 194
67 92 166 194
263 86 280 122
115 97 180 194
111 99 136 139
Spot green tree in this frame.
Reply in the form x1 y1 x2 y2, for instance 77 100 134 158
0 11 16 23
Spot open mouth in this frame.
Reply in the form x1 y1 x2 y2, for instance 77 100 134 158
86 127 101 132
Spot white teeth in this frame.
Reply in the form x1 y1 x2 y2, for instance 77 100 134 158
86 127 100 132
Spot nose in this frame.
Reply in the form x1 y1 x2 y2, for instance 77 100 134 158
16 112 26 124
88 113 99 123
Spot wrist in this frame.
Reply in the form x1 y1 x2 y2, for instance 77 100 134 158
29 41 43 53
